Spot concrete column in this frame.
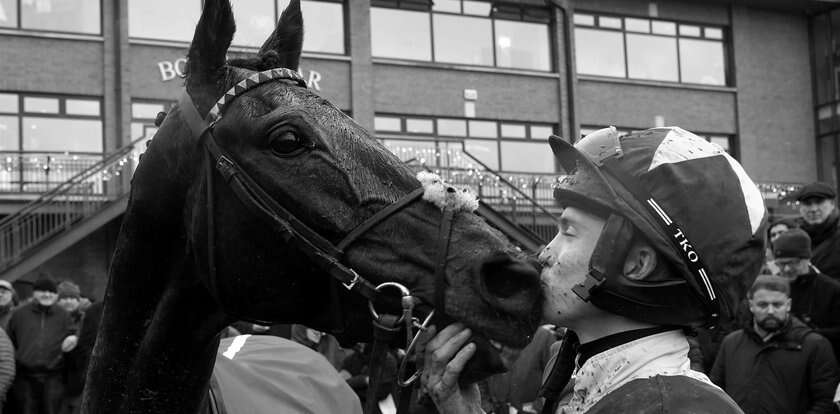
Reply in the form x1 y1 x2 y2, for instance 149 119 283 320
348 0 375 132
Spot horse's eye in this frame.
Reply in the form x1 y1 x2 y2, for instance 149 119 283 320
269 130 308 156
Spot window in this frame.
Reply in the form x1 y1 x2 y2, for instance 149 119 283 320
375 114 558 173
574 13 727 86
129 0 346 54
370 8 431 60
0 93 103 153
128 0 200 42
0 0 100 34
131 100 172 151
371 0 552 71
0 93 104 192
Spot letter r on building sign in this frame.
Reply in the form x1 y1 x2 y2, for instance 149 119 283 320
307 71 322 91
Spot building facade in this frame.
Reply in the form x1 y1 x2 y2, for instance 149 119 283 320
0 0 834 298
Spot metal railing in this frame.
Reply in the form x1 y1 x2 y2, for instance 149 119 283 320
0 152 106 194
398 139 560 243
0 139 147 273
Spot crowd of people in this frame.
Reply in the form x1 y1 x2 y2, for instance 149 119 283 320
0 127 839 414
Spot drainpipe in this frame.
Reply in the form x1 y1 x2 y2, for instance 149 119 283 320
545 0 578 143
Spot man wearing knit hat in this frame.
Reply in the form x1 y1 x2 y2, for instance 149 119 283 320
774 228 840 361
794 181 840 280
7 274 77 414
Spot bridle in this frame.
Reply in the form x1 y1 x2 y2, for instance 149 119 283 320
177 68 450 413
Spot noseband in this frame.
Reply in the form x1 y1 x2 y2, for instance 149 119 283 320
177 68 452 411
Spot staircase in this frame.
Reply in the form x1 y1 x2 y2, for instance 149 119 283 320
401 139 560 252
0 139 147 280
0 136 559 279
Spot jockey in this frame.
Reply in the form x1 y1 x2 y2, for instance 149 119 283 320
419 126 767 413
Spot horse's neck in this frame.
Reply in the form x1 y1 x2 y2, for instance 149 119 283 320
84 126 219 413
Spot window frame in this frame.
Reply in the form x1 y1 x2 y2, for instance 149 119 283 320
370 0 553 72
0 92 104 155
374 113 559 174
127 0 348 55
573 11 730 86
0 0 103 36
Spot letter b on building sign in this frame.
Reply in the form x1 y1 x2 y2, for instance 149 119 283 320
157 58 188 82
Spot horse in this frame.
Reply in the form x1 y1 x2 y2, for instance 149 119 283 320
81 1 543 412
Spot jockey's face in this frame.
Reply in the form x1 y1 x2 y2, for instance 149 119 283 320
538 206 607 329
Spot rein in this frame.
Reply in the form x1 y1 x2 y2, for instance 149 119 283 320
177 68 451 414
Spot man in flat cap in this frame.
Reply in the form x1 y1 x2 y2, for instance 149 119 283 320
773 228 840 361
795 182 840 281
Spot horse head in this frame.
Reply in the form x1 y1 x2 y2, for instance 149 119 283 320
83 1 543 412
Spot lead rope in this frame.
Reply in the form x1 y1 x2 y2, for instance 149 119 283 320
365 314 402 414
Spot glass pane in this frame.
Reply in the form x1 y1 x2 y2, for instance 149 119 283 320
820 135 838 187
819 105 836 135
627 34 678 82
495 20 551 71
23 97 59 114
437 119 466 136
574 28 625 77
0 116 20 151
406 118 434 133
598 16 621 29
651 21 675 35
301 1 345 54
374 116 402 132
462 0 490 16
0 0 18 28
23 117 103 152
501 141 554 173
131 122 158 139
573 14 594 26
704 27 723 39
129 0 201 42
432 0 460 13
464 139 498 169
132 102 166 119
0 94 18 113
530 125 554 139
679 38 725 85
679 24 701 37
708 136 730 152
433 15 492 66
625 18 649 33
468 120 497 138
66 100 100 116
231 0 276 48
500 123 526 138
813 14 833 104
371 8 431 60
381 139 437 164
21 0 100 34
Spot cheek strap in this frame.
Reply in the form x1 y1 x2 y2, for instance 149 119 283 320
571 213 635 301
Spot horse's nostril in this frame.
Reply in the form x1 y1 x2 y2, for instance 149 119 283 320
479 254 540 300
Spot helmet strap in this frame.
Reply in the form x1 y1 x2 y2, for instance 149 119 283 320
572 213 635 301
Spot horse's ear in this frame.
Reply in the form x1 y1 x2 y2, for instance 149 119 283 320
258 0 303 70
186 0 236 112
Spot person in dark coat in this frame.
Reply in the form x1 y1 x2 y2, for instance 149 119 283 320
7 276 77 414
710 275 839 414
794 182 840 280
0 326 15 413
773 228 840 361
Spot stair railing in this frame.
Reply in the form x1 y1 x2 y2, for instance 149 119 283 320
400 138 559 243
0 138 147 272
